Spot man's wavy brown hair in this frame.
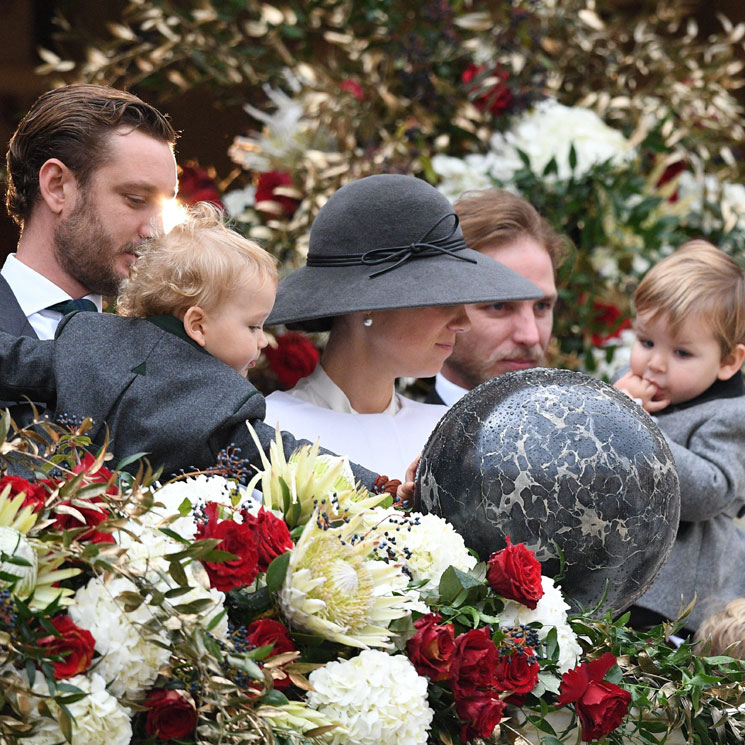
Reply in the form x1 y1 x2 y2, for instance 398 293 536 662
6 84 176 227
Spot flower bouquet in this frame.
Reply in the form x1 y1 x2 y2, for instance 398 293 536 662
0 413 743 745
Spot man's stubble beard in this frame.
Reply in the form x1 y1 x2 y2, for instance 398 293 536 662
445 343 545 389
53 189 135 297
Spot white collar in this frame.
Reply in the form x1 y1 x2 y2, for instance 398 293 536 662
1 254 102 316
289 363 401 415
434 371 470 407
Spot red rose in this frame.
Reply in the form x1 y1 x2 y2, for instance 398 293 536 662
245 618 296 690
242 506 294 572
461 63 513 116
590 301 632 347
144 688 198 740
0 475 48 512
407 613 456 681
37 615 96 680
53 496 115 544
195 502 259 592
263 332 320 389
455 691 505 742
557 653 631 741
487 537 544 609
340 79 365 101
255 171 300 217
656 160 686 202
178 164 225 209
450 627 500 697
492 647 540 703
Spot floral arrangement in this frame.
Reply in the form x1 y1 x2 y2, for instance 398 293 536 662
1 414 744 745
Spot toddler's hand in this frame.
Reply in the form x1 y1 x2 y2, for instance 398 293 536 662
614 372 669 413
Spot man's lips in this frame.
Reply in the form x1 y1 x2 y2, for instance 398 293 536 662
502 358 537 369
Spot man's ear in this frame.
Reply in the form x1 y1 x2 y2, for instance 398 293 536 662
38 158 77 216
718 343 745 380
183 306 208 347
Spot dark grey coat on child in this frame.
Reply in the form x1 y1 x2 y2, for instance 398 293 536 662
0 312 378 488
632 374 745 631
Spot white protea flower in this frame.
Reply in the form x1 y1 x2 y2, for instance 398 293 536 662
499 576 582 674
306 650 433 745
279 507 416 648
0 493 78 609
0 526 38 598
245 425 385 527
258 700 341 738
489 99 634 183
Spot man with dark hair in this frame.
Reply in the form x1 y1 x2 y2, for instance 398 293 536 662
427 189 567 406
2 84 178 339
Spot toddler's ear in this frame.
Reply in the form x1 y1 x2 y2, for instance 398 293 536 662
183 306 207 347
717 343 745 380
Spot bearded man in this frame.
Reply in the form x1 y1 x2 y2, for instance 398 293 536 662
1 84 177 339
427 189 567 406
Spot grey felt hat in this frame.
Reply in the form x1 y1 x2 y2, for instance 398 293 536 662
267 174 542 331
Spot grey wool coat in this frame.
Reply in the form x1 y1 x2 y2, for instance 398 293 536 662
633 373 745 631
0 312 378 488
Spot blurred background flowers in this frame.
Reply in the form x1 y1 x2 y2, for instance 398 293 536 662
3 0 745 384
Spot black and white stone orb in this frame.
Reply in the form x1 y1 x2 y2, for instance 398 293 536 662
418 369 680 616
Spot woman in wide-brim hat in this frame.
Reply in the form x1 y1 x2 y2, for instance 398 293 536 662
264 174 541 479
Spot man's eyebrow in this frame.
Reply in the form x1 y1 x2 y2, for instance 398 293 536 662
118 181 165 194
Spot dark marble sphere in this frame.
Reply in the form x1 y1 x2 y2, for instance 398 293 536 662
418 369 680 615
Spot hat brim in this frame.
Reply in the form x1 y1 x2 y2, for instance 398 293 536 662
266 247 544 329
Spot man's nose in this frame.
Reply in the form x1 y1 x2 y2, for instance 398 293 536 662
512 307 541 347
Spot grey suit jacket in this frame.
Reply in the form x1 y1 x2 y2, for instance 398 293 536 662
0 274 36 337
632 374 745 630
0 312 378 489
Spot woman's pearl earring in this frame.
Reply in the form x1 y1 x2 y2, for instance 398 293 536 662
363 314 373 327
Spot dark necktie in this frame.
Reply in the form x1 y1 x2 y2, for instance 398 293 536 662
45 298 98 315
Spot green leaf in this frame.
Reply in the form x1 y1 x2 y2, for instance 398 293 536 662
568 142 577 172
438 565 483 605
261 689 290 706
266 551 291 593
115 451 149 470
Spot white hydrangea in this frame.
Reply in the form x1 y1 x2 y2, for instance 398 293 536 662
27 673 131 745
488 99 634 183
147 474 254 539
307 650 433 745
69 576 171 697
366 509 476 593
590 328 636 383
499 576 582 674
431 152 498 202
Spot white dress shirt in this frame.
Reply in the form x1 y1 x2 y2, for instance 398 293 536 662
433 371 470 408
1 254 102 339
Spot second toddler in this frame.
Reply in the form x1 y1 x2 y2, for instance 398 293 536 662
615 240 745 632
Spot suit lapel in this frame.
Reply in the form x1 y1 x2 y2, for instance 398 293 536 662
0 275 38 338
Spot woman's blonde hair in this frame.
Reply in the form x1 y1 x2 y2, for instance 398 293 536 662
117 202 277 318
634 240 745 358
694 598 745 658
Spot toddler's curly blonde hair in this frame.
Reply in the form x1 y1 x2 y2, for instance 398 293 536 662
117 202 277 319
694 598 745 659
